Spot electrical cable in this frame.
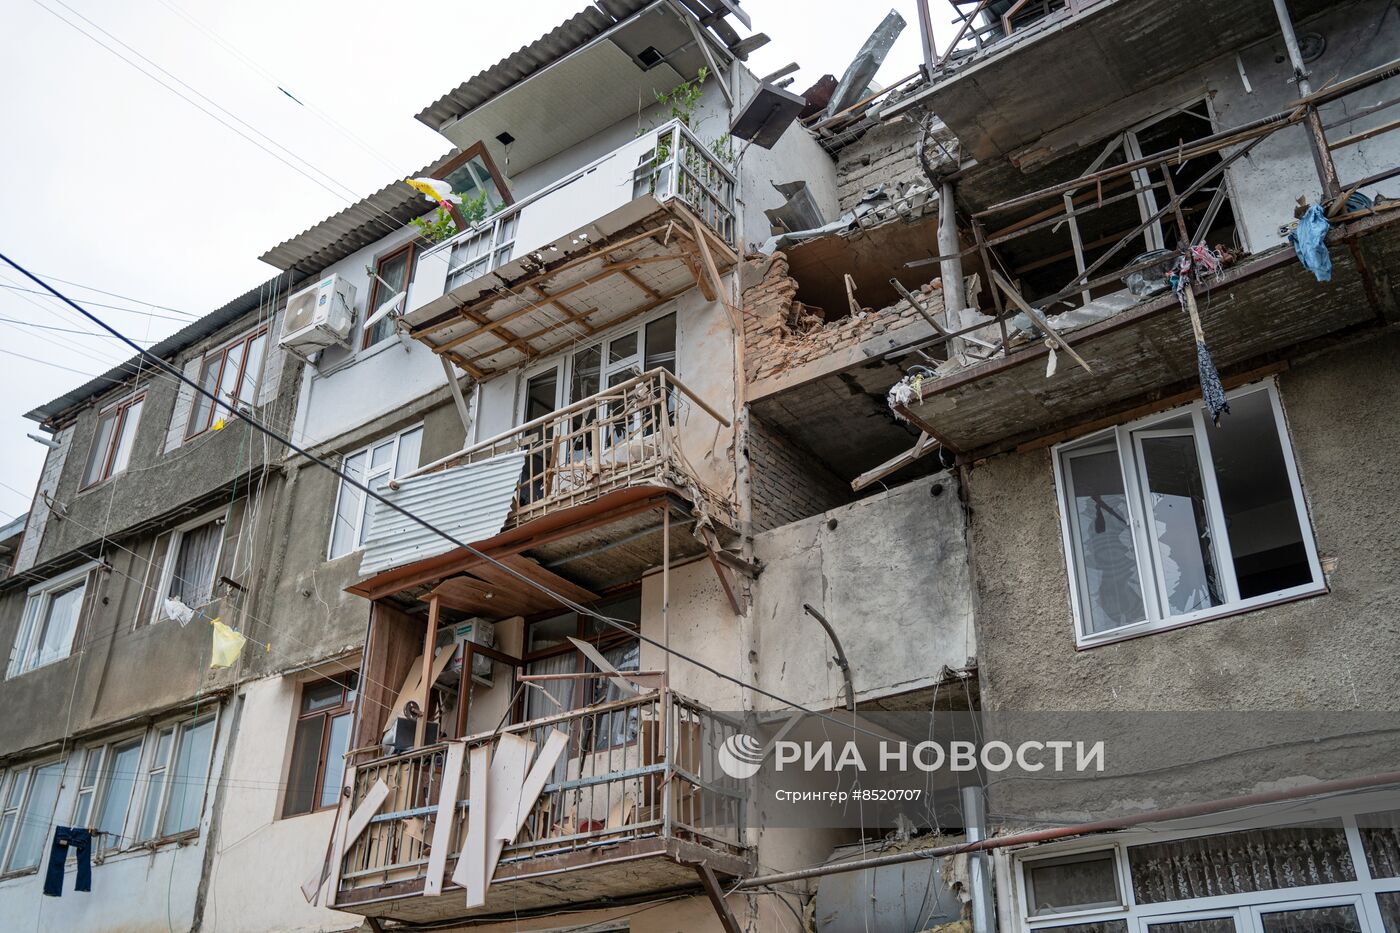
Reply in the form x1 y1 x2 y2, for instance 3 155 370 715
0 252 892 744
0 314 157 343
29 0 375 213
1 284 206 325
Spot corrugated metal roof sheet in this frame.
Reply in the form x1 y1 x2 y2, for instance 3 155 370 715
25 271 299 425
413 4 631 132
358 451 527 577
257 149 464 275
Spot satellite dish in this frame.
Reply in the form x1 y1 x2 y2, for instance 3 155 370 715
364 290 406 330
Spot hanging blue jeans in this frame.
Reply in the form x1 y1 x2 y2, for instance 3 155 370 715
42 826 92 897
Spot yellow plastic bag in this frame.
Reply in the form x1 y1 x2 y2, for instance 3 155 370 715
209 618 246 669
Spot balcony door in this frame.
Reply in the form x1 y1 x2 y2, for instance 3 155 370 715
519 364 564 506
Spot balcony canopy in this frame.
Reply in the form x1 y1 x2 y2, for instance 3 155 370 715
416 1 745 177
402 121 737 380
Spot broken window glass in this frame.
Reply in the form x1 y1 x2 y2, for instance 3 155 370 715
1056 385 1319 642
1062 444 1146 634
1134 427 1225 616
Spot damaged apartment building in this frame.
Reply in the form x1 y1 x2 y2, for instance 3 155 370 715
1 0 1398 931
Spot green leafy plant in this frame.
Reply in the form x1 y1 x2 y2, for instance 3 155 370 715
655 67 708 127
708 132 734 166
410 190 495 243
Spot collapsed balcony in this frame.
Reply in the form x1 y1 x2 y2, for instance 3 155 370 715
886 58 1400 459
400 119 738 380
899 0 1341 165
325 688 752 925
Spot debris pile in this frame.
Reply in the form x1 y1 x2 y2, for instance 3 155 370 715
742 252 943 384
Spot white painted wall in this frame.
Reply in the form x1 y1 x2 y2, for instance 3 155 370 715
0 702 231 933
288 223 451 453
203 677 360 933
751 474 977 711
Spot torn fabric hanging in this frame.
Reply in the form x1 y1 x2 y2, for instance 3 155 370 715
209 617 247 669
1175 252 1230 424
1288 203 1333 282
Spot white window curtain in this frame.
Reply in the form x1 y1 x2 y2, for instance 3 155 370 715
168 521 222 608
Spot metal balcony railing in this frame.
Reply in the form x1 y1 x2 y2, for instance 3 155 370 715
334 689 747 901
421 119 736 298
405 367 733 527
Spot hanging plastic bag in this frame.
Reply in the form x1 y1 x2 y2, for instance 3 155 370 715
209 618 246 669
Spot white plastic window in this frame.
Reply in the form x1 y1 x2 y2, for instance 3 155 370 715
328 425 424 559
1054 383 1323 646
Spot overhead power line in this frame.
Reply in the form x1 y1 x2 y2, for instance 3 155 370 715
0 252 881 739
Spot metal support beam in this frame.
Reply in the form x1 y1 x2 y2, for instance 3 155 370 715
440 355 472 437
695 863 743 933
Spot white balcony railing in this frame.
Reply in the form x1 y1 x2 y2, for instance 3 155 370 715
408 120 736 313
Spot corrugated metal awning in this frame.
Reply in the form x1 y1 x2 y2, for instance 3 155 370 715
358 451 527 577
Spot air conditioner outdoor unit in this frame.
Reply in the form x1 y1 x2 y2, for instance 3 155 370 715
278 274 356 354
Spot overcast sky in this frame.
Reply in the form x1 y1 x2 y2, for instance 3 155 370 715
0 0 955 523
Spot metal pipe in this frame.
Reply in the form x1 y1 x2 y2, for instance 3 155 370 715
801 604 855 712
939 180 968 351
962 785 995 933
1271 0 1313 95
737 769 1400 889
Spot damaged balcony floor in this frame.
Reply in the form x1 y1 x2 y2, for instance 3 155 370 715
894 213 1400 458
335 836 752 924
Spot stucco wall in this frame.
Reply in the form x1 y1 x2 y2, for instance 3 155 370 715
966 332 1400 712
203 677 360 933
242 397 466 680
751 473 977 711
0 494 261 755
30 311 297 567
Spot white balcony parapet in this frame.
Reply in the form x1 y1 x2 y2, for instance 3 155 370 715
408 119 736 317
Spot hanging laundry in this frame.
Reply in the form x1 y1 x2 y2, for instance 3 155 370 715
209 617 246 669
403 177 461 206
164 596 196 627
42 826 92 897
1288 203 1333 282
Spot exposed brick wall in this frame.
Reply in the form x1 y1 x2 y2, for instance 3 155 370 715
742 252 942 385
747 414 851 532
835 117 925 212
834 115 959 213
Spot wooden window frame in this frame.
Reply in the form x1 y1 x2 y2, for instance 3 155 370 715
0 758 64 876
437 142 513 209
72 733 145 853
137 713 218 843
362 242 417 349
282 673 357 818
185 327 269 440
81 391 146 490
